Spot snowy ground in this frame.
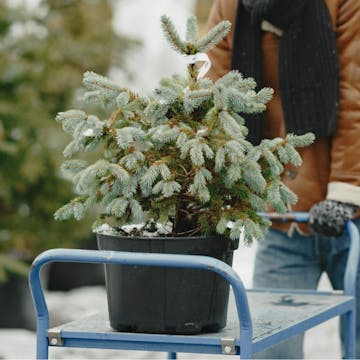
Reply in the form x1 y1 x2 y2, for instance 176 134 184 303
0 245 341 359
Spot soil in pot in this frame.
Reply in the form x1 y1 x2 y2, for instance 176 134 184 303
97 233 237 335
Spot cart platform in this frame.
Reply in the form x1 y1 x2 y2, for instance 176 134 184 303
46 289 353 356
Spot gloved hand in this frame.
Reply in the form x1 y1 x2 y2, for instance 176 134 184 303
309 200 358 237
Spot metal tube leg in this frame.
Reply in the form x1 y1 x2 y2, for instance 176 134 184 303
36 318 49 360
36 333 49 359
168 352 177 359
343 308 356 359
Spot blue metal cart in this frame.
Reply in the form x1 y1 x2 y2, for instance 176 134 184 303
29 213 360 359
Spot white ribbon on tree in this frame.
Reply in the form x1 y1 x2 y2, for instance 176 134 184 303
184 52 212 80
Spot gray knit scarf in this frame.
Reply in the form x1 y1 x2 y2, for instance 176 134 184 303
231 0 339 145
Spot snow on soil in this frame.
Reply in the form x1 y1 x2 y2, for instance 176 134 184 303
0 245 341 359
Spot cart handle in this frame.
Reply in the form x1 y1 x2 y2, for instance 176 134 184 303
257 211 309 222
29 248 253 358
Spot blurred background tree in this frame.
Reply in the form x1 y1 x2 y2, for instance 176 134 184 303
0 0 138 280
195 0 213 35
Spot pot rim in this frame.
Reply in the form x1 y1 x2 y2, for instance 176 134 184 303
95 232 229 242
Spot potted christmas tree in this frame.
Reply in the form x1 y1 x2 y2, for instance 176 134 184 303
54 15 314 334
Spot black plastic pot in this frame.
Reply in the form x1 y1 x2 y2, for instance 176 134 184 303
97 233 238 335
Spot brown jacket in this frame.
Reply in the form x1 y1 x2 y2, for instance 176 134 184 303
206 0 360 232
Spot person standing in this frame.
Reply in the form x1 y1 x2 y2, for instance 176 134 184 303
206 0 360 357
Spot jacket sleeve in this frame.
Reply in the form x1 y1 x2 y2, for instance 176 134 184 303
326 0 360 206
206 0 237 81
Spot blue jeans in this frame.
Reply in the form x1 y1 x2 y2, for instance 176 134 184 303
253 219 360 359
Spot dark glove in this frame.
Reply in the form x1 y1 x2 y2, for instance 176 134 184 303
309 200 358 237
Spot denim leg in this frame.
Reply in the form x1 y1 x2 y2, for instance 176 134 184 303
325 219 360 358
252 229 322 359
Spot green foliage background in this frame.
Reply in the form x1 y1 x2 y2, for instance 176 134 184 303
0 0 136 273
